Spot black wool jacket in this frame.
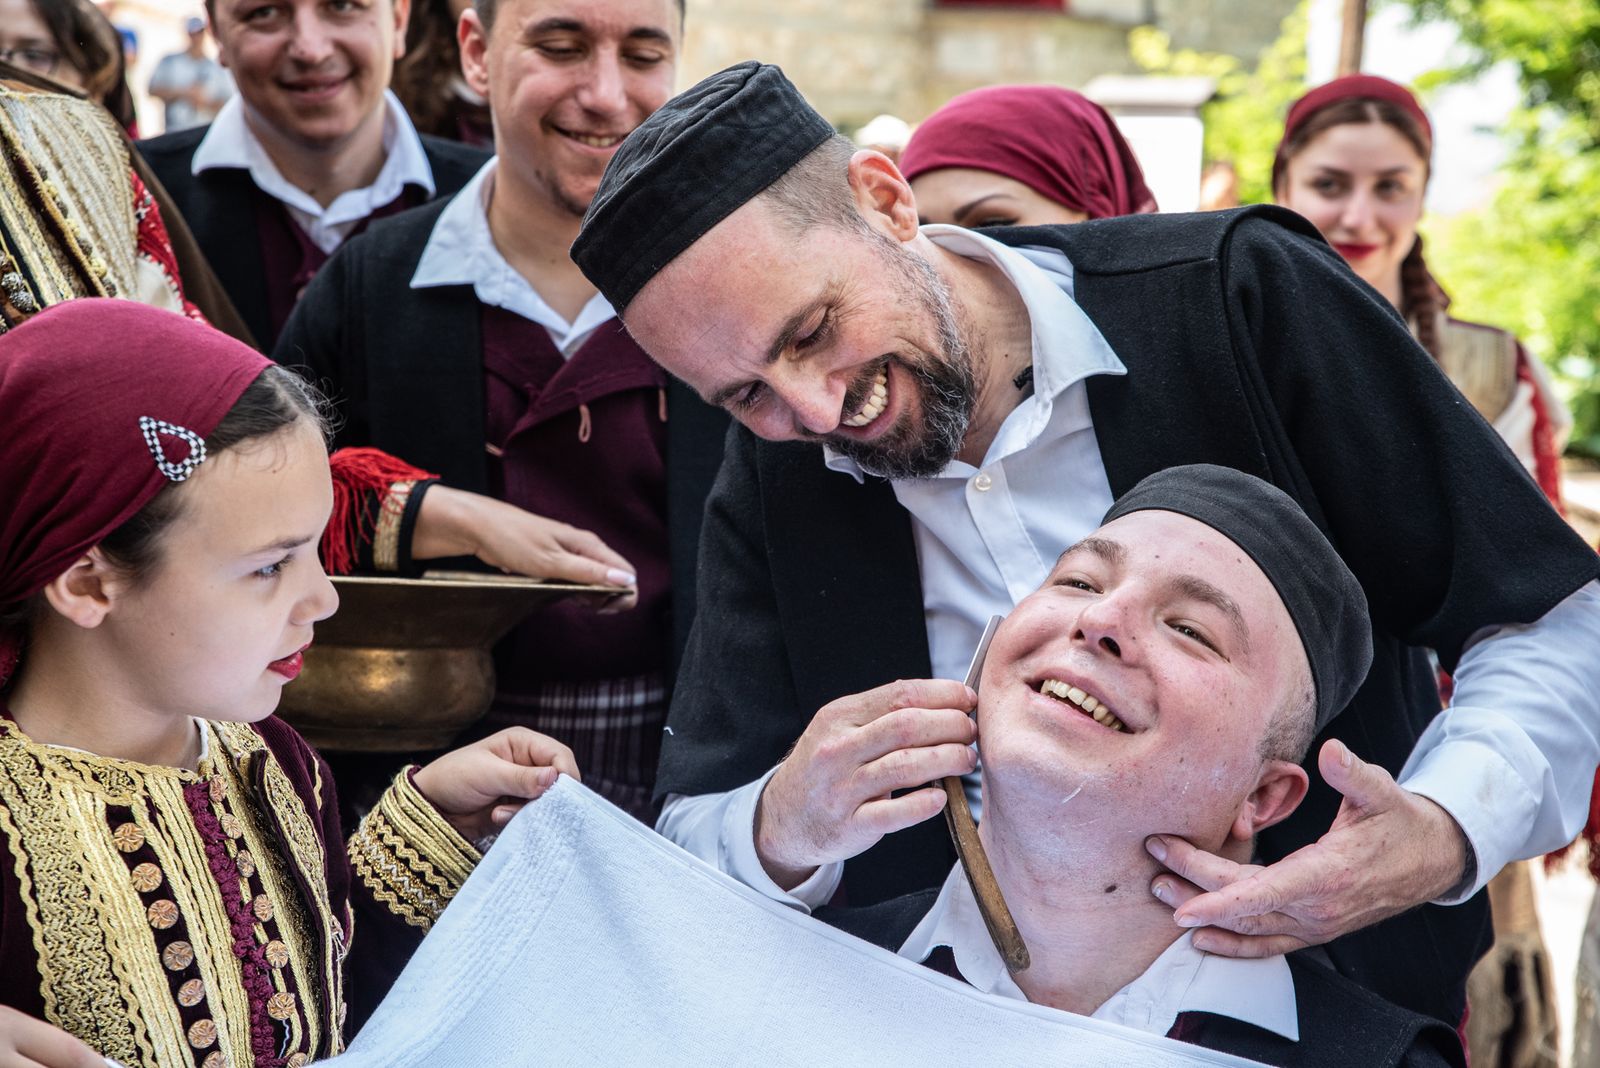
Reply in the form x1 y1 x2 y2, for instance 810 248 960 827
659 206 1600 1026
136 125 487 352
271 198 730 665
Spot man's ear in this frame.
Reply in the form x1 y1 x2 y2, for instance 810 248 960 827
392 0 414 60
39 549 127 631
1227 759 1309 843
847 149 919 243
208 5 233 68
458 8 490 98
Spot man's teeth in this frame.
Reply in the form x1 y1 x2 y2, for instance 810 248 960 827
842 369 889 428
567 131 624 148
1038 678 1128 732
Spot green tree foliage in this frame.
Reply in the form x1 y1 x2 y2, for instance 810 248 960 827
1129 2 1308 205
1398 0 1600 452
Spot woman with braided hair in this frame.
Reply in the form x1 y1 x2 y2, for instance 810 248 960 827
1275 74 1580 1068
1273 74 1569 507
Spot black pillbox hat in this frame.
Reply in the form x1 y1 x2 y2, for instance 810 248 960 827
572 61 834 311
1102 465 1372 735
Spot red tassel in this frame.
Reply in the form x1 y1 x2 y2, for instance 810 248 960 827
1517 353 1565 513
1546 766 1600 881
322 448 435 576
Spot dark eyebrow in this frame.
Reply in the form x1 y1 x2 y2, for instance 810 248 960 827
1167 574 1251 654
1311 164 1414 179
953 192 1018 221
704 295 830 408
1056 535 1125 568
527 17 674 44
623 26 675 44
247 533 317 557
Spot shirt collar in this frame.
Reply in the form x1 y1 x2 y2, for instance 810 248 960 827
409 157 617 352
192 90 435 224
900 864 1299 1042
822 224 1124 483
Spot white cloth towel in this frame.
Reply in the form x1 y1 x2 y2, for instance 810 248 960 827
331 779 1263 1067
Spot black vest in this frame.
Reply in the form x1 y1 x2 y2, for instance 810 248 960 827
817 888 1464 1068
135 124 487 351
270 197 729 665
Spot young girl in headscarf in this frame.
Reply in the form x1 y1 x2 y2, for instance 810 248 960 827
0 300 579 1068
898 84 1158 228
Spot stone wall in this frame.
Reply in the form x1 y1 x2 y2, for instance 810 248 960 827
677 0 1297 128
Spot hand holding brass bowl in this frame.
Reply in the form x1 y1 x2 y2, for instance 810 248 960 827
276 573 615 752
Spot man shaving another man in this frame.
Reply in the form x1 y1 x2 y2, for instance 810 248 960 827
817 464 1459 1065
571 63 1600 1028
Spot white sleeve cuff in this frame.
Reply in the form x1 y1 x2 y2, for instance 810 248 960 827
720 766 843 912
1399 733 1538 904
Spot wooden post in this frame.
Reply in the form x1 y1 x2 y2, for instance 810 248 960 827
1338 0 1368 76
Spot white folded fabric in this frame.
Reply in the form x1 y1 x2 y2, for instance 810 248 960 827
331 779 1263 1067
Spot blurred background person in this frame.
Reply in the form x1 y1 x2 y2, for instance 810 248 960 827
899 83 1156 228
1274 73 1577 1068
392 0 490 146
0 0 137 132
1199 159 1240 212
852 112 909 166
147 14 230 132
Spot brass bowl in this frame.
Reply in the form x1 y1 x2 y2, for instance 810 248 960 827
276 574 613 752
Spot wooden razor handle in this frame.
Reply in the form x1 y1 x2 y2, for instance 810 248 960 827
941 775 1030 974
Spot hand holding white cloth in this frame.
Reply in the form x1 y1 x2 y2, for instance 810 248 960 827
330 778 1265 1067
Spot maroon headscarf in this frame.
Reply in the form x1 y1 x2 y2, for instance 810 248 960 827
0 300 270 682
899 85 1158 220
1273 74 1433 190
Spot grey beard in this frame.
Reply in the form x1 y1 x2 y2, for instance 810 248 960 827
828 237 976 481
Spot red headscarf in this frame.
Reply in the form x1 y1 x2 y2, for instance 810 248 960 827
1274 74 1433 190
899 85 1158 220
0 300 270 682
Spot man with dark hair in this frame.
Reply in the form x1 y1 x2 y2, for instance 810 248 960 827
138 0 486 349
274 0 725 822
569 63 1600 1028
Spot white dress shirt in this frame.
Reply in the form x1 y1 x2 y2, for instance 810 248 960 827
901 864 1300 1042
410 158 615 355
192 90 434 255
659 225 1600 914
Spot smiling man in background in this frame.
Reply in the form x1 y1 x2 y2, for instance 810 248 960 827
273 0 727 831
138 0 486 349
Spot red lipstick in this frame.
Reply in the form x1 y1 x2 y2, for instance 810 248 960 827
268 644 310 681
1332 242 1380 261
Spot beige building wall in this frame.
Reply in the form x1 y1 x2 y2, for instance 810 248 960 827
679 0 1297 129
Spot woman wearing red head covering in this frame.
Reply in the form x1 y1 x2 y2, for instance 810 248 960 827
0 300 581 1068
1273 74 1569 508
1275 75 1578 1068
900 84 1158 228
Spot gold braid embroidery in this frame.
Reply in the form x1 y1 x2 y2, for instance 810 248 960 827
213 721 343 1054
373 479 415 573
0 732 143 1064
0 87 136 301
348 770 480 930
64 785 201 1068
0 720 367 1067
141 770 256 1068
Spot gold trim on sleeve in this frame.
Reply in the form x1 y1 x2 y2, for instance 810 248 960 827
348 769 480 929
